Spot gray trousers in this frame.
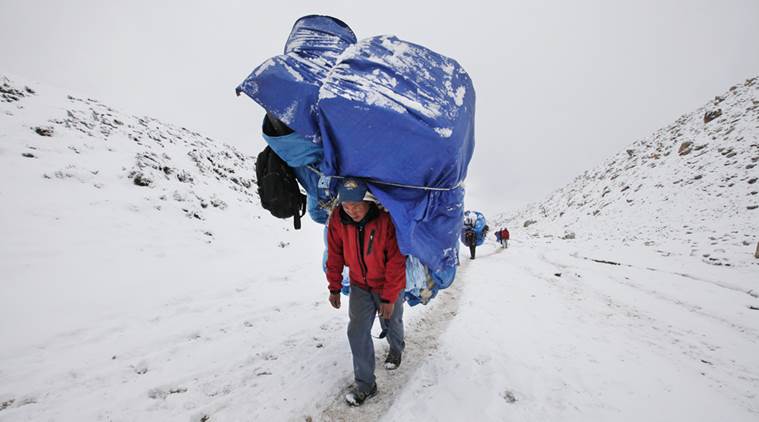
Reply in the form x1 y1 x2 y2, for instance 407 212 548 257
348 284 405 393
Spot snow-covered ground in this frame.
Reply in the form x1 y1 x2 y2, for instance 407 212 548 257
1 74 758 421
386 240 758 421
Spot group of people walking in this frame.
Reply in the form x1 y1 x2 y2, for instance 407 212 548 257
460 210 510 259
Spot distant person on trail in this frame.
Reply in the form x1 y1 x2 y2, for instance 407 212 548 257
463 227 477 259
325 177 406 407
461 211 488 259
495 227 510 248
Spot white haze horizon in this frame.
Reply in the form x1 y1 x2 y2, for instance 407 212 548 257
1 0 757 216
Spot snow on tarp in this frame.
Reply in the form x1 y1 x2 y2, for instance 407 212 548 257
235 15 357 143
317 35 476 274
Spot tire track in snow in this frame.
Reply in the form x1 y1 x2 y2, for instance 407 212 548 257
528 247 759 414
539 251 759 341
317 259 469 421
568 252 758 298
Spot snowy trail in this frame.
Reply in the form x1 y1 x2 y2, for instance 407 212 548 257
317 260 467 421
2 238 757 421
567 251 759 299
383 241 759 421
532 248 759 411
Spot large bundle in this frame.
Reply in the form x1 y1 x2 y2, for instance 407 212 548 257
461 210 488 246
317 35 475 276
236 16 476 304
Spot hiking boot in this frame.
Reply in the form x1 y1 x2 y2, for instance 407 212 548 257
384 351 402 370
345 383 377 407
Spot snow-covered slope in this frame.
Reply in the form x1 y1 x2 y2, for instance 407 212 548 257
0 73 272 352
0 74 347 421
497 76 759 270
387 78 759 420
2 73 757 422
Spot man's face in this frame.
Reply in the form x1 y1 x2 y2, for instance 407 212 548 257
341 200 370 222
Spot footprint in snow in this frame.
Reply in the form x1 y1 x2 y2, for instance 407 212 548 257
0 395 38 411
191 413 211 422
258 352 278 361
0 397 15 411
313 337 325 348
501 390 518 403
132 361 149 375
147 385 188 400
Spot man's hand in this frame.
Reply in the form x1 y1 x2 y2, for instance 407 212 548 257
329 292 341 309
378 302 395 319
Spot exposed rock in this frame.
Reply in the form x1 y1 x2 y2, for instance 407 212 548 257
755 241 759 259
176 170 194 183
33 126 54 137
1 77 35 102
523 219 537 228
183 208 204 220
132 172 152 187
704 109 722 124
210 198 227 209
678 141 693 156
561 231 576 240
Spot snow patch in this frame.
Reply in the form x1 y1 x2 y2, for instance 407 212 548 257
454 86 466 107
434 127 453 138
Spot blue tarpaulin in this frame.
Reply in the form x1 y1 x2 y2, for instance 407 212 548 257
236 15 476 303
317 35 475 274
236 15 357 143
461 210 487 246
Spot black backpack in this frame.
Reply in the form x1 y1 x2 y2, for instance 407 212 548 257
255 146 307 229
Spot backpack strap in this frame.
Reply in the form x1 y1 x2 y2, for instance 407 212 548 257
293 199 304 230
291 189 307 230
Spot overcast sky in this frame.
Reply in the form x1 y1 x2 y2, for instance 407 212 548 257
1 0 757 216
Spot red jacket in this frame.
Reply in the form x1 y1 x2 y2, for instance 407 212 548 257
501 228 510 240
326 204 406 303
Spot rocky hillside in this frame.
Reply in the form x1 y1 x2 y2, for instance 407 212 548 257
496 76 759 269
0 74 259 239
